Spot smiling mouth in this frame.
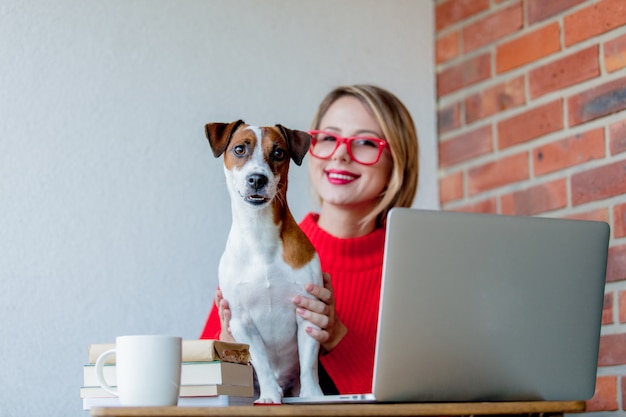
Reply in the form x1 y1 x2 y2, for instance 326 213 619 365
326 171 360 183
244 194 270 205
328 172 356 181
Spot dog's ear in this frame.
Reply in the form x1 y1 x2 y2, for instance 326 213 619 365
276 124 312 166
205 120 245 158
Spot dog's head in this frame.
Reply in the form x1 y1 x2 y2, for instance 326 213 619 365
205 120 311 208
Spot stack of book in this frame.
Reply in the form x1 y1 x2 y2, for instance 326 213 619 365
80 339 254 409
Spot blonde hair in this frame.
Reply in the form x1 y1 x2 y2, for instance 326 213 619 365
310 84 419 229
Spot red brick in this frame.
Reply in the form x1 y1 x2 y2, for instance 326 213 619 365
605 33 626 73
465 76 525 123
614 203 626 238
468 152 529 195
496 23 561 74
529 46 600 99
500 178 567 216
564 0 626 47
604 293 614 325
620 290 626 323
606 244 626 282
497 100 563 150
598 333 626 365
437 53 492 97
527 0 586 25
453 197 498 214
586 375 618 411
462 3 523 53
571 159 626 206
438 102 462 134
565 208 610 223
439 125 493 168
436 31 459 64
436 0 490 31
440 171 464 205
609 118 626 156
568 76 626 126
533 128 605 176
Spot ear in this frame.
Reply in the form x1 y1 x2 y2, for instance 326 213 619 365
204 120 245 158
276 124 312 166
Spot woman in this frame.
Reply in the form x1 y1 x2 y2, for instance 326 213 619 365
200 84 419 395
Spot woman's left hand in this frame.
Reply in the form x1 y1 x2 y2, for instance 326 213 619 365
292 272 347 353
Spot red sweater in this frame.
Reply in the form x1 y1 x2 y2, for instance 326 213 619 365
200 212 385 394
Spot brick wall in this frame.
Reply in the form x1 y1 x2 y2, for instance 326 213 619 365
435 0 626 413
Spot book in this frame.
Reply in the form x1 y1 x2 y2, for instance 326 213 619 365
83 360 253 387
82 339 254 410
82 394 254 410
87 339 250 364
80 383 253 399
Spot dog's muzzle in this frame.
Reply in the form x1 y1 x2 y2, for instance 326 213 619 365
244 173 271 205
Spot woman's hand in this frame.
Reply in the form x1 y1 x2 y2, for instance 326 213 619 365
293 272 347 353
214 289 235 342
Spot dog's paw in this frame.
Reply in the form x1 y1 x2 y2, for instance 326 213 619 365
254 396 282 404
254 398 281 404
255 387 283 404
299 383 323 398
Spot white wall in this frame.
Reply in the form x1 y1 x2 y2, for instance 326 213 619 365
0 1 435 415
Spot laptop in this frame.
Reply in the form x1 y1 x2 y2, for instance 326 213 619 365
284 208 609 404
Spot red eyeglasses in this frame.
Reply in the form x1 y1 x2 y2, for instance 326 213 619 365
307 130 389 165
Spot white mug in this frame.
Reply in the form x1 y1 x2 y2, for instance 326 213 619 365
95 335 182 406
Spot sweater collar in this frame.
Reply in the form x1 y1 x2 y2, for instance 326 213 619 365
300 212 386 271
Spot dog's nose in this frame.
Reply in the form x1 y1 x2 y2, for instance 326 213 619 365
247 174 268 191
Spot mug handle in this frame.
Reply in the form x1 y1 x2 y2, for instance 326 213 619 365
95 348 118 397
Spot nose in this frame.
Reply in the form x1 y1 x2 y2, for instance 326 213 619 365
247 174 268 191
332 141 351 161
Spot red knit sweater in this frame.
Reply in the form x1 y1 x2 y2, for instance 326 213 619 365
200 212 385 394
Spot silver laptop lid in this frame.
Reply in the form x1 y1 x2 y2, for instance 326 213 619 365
373 208 609 403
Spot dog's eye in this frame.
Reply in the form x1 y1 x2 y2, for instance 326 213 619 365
273 148 286 161
233 145 247 156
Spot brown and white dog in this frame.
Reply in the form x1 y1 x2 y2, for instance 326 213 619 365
204 120 324 404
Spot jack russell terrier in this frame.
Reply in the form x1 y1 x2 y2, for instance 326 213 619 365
204 120 324 404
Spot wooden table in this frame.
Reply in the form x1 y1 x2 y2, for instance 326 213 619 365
90 401 586 417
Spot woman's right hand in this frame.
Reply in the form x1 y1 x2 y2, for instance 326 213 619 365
215 289 235 342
